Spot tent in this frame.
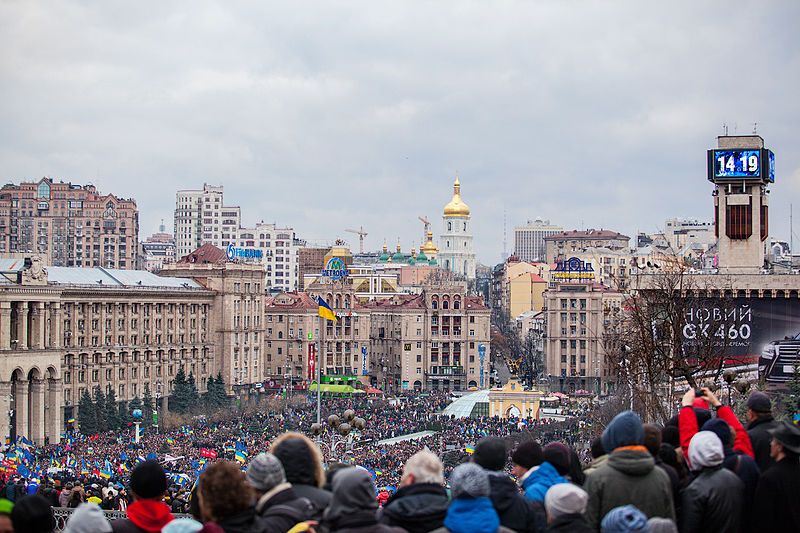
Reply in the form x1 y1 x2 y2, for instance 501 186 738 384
308 384 365 395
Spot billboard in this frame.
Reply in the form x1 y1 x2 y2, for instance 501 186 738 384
681 297 800 382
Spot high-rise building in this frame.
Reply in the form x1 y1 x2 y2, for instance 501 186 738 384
439 177 476 280
544 229 630 264
0 178 138 268
174 185 300 291
514 218 563 262
140 221 175 272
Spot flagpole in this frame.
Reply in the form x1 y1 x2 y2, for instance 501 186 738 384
317 314 322 427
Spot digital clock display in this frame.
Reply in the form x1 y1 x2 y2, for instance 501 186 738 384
713 150 761 178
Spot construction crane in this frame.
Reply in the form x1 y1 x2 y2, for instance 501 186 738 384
345 226 368 253
418 216 430 243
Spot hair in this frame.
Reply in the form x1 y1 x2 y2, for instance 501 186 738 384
271 432 325 488
198 461 253 523
473 437 508 471
643 424 662 457
590 438 605 459
403 450 444 485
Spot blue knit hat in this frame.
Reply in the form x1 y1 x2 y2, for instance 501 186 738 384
602 411 644 453
601 505 648 533
702 418 732 449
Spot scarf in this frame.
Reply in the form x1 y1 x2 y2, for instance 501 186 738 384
443 497 500 533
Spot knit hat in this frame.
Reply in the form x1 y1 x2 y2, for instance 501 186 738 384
0 499 13 515
701 418 733 449
746 391 771 413
688 431 724 470
600 505 648 533
542 442 570 476
162 518 204 533
129 460 168 499
544 483 588 519
647 517 678 533
10 495 56 533
511 441 543 469
642 424 662 456
245 453 286 492
472 437 507 471
449 463 490 499
64 503 112 533
602 411 644 453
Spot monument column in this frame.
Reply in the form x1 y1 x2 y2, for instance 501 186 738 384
15 302 29 350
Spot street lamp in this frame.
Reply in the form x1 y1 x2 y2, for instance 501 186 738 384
723 370 738 406
155 381 163 434
310 409 366 462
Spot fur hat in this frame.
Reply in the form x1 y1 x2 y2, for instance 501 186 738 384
450 463 490 499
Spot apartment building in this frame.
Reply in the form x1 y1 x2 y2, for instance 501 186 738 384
544 229 630 264
514 218 563 262
0 178 138 268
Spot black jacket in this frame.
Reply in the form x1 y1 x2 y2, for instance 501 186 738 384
255 487 316 533
486 471 543 533
379 483 450 533
217 507 258 533
291 484 331 520
545 513 593 533
721 449 760 533
680 465 744 533
747 415 778 472
753 456 800 531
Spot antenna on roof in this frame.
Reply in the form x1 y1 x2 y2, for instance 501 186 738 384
502 208 508 262
752 122 758 134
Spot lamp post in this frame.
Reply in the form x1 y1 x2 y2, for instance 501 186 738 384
310 409 366 462
723 370 738 406
155 381 162 434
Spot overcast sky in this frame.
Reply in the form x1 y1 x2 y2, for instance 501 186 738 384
2 1 799 264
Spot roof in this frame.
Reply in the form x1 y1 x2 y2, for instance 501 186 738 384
442 390 490 418
177 243 228 264
47 267 202 289
544 229 630 241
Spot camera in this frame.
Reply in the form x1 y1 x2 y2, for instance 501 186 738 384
695 388 706 397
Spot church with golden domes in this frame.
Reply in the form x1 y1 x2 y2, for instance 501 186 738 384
439 176 476 280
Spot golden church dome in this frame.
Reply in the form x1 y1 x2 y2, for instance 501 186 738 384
443 177 470 217
420 229 439 255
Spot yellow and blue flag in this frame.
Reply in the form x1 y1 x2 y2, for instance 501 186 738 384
318 298 337 322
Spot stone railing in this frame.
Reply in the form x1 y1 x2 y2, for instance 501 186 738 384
52 507 190 532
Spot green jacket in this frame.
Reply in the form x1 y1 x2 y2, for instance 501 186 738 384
583 448 675 531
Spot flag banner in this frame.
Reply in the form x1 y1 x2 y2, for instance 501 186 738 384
200 448 217 459
318 298 338 322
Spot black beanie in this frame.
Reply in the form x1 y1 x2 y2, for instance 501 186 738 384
11 495 55 533
511 441 543 469
130 460 168 499
473 437 508 471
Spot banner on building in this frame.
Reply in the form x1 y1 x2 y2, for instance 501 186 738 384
308 344 316 380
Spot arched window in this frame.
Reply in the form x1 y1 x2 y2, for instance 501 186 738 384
431 298 438 310
463 222 467 231
453 298 461 310
442 299 449 310
448 222 452 231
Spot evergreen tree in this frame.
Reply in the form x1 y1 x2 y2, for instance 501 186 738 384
247 418 262 435
187 372 200 408
78 389 97 436
142 384 154 429
214 372 228 408
93 386 107 432
105 389 119 430
171 367 189 414
117 399 131 428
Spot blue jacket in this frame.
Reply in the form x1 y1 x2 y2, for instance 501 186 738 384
521 461 568 502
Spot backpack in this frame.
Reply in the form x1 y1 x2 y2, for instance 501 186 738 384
259 497 317 531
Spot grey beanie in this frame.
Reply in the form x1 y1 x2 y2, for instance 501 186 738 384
64 503 112 533
245 453 286 492
544 483 588 519
450 463 489 499
647 517 678 533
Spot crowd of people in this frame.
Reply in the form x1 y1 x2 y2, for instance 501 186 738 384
0 385 797 532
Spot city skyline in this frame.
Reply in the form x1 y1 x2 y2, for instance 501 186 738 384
1 2 798 264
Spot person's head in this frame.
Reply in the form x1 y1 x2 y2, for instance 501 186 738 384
400 450 444 487
0 499 13 533
510 440 543 478
646 517 678 533
64 503 112 533
10 495 55 533
600 505 648 533
601 410 644 453
271 432 325 488
590 438 605 460
198 461 253 523
542 442 570 476
322 467 378 527
687 431 724 471
449 463 490 500
244 453 286 495
544 483 588 523
660 425 679 448
768 421 800 462
129 460 168 501
323 462 351 491
745 391 772 423
472 437 507 471
701 418 733 450
642 424 662 457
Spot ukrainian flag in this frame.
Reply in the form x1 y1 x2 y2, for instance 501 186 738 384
234 449 247 463
318 298 337 322
465 447 475 454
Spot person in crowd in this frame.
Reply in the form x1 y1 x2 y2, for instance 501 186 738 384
430 463 514 533
745 391 779 472
542 483 591 533
245 453 315 532
659 426 689 490
110 460 175 533
59 482 73 507
271 433 332 516
679 388 754 463
0 498 14 533
196 461 257 533
376 489 390 507
599 505 647 533
379 450 450 533
642 425 679 515
10 495 55 533
583 411 674 530
680 431 743 533
583 439 606 475
473 437 542 533
510 440 566 503
321 467 406 533
64 502 113 533
753 421 800 530
564 446 585 486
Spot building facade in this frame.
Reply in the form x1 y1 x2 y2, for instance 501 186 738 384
439 178 476 280
140 221 175 272
514 218 563 263
544 229 630 264
0 178 139 268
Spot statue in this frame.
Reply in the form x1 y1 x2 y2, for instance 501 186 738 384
21 256 47 285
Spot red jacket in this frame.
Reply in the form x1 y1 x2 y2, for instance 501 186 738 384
679 405 754 469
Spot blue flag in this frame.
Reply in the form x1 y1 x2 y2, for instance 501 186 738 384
146 452 158 462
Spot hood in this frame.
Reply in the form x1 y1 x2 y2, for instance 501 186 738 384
607 448 655 476
126 499 175 533
64 503 112 533
323 467 378 527
215 508 256 533
382 483 449 530
525 461 567 488
487 472 520 513
688 431 724 470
